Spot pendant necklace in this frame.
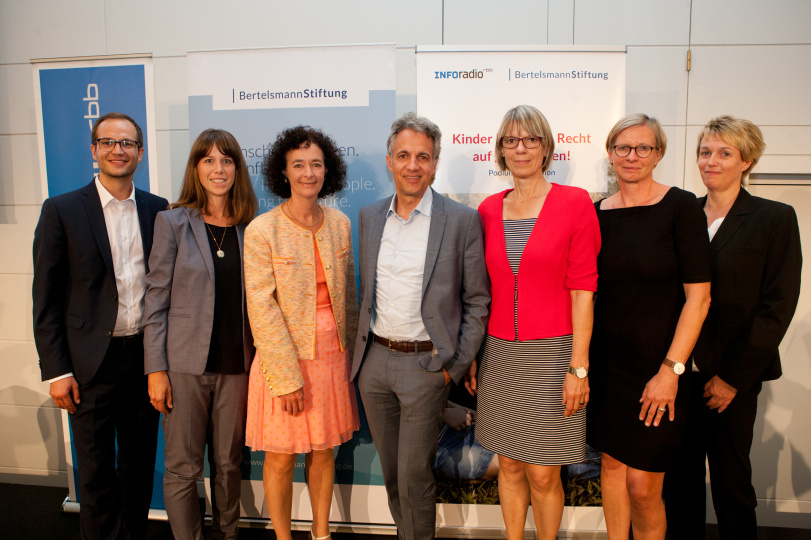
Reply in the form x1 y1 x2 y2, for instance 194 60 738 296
205 223 227 258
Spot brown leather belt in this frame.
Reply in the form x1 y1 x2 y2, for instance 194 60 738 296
373 333 433 353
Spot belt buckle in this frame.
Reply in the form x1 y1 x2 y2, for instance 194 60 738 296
388 340 397 352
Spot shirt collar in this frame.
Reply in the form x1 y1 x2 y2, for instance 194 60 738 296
387 187 434 220
95 176 136 208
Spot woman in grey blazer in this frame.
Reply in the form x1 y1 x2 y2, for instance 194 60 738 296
143 129 258 540
664 116 802 539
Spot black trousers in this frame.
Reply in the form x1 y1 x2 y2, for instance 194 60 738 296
663 372 761 540
69 334 159 540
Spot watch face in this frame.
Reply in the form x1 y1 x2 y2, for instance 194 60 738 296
570 366 587 378
673 362 685 375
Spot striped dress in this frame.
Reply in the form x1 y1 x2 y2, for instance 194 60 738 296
475 219 585 465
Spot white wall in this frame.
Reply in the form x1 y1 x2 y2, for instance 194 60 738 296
1 0 809 527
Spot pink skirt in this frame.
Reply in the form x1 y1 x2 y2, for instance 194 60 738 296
245 306 359 454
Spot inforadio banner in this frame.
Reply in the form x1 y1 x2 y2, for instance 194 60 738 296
417 45 625 200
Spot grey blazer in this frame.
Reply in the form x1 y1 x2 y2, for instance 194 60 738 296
143 207 254 375
350 189 490 383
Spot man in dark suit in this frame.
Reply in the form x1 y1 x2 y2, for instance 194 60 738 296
351 112 490 540
33 112 168 539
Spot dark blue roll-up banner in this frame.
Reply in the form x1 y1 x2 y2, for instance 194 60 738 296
32 55 166 516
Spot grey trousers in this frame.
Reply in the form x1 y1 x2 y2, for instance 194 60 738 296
162 371 248 540
358 342 450 540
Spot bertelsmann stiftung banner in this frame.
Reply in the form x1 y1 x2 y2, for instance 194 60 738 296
187 43 395 526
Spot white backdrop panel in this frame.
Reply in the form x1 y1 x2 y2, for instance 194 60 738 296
691 0 811 46
417 46 625 195
686 45 811 127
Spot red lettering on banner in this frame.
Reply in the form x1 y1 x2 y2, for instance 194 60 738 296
556 133 592 144
453 134 494 145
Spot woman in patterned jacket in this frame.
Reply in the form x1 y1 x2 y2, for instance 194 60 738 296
244 126 359 540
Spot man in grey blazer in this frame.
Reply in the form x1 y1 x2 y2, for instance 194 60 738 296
351 112 490 540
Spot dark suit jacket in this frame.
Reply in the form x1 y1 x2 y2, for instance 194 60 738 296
694 188 802 393
143 207 254 375
350 189 491 383
33 180 169 384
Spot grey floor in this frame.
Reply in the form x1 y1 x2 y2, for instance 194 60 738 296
1 483 808 539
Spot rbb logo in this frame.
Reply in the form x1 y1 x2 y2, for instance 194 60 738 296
84 84 99 170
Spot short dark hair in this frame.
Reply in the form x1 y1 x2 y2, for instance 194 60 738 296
387 112 442 161
263 126 347 199
172 129 258 225
91 112 143 147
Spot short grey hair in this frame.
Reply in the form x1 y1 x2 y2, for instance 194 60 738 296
605 113 667 158
387 112 442 161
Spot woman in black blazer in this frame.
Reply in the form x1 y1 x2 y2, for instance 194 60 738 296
664 116 802 540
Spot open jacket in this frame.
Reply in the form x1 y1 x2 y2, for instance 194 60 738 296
244 204 358 397
694 188 802 392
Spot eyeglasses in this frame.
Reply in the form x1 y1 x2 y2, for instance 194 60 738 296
94 138 140 151
611 144 657 158
501 136 543 149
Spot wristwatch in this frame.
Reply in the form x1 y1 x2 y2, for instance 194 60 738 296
662 357 685 375
568 366 588 379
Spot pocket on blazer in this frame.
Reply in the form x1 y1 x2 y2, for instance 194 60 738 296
65 313 84 329
168 308 190 318
272 256 298 271
436 250 461 266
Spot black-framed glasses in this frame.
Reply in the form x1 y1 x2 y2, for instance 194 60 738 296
501 136 543 149
94 138 140 151
611 144 657 158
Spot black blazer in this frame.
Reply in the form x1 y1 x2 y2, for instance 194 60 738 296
693 188 802 393
32 180 169 384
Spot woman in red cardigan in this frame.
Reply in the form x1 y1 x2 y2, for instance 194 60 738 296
466 105 600 540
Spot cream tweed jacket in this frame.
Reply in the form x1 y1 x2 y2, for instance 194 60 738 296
244 204 358 397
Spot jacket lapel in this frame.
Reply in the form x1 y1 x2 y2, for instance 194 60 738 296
82 181 115 278
365 198 389 288
708 188 751 255
134 188 156 270
422 189 446 297
190 210 216 285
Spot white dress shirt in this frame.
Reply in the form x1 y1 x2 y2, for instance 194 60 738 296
95 177 146 337
708 216 725 241
371 189 432 341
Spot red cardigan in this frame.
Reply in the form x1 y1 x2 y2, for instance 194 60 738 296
478 184 600 341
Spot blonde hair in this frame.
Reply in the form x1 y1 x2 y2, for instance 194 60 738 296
696 115 764 184
605 113 667 158
494 105 555 173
